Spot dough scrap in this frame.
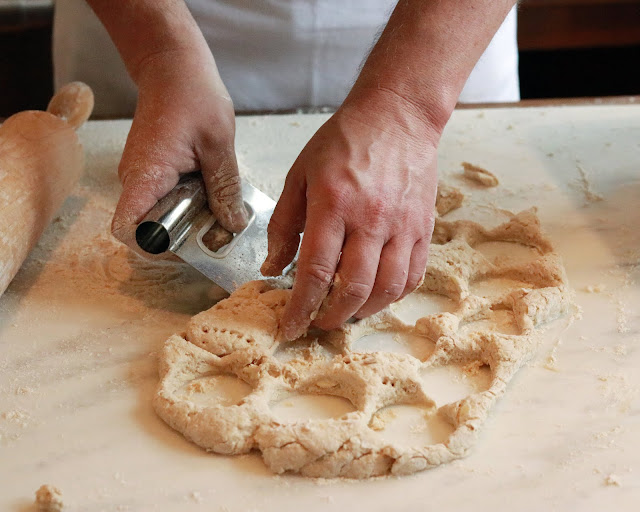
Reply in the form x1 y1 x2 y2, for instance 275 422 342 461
436 183 464 216
462 162 499 187
35 485 64 512
154 183 572 479
201 223 234 253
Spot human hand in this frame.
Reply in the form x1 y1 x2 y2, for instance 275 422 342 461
261 91 440 340
111 49 247 244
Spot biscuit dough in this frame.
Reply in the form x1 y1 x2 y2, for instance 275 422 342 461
462 162 500 187
154 183 572 478
35 485 64 512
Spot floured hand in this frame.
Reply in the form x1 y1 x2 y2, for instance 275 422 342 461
111 48 248 244
262 91 439 340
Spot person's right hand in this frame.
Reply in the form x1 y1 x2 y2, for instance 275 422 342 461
111 48 248 244
262 90 439 341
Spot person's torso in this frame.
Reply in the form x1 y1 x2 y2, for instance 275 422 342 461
53 0 518 116
188 0 395 111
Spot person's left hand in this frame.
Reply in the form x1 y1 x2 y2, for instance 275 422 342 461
261 91 440 340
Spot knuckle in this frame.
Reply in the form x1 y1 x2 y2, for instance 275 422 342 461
268 213 303 240
283 168 303 190
117 158 141 184
110 216 126 240
198 127 233 153
340 279 373 303
208 169 241 200
367 196 388 218
314 181 349 212
302 258 335 288
378 281 406 300
267 215 287 237
360 197 389 232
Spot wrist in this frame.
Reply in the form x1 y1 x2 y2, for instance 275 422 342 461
131 42 212 86
341 85 449 149
86 0 211 84
134 47 232 106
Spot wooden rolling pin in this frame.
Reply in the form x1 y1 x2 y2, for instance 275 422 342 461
0 82 94 296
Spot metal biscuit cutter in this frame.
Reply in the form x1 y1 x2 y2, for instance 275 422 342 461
134 172 278 293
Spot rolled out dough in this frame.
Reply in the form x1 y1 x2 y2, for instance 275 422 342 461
153 182 572 478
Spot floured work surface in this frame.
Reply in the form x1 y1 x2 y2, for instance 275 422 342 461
155 186 573 478
1 106 640 510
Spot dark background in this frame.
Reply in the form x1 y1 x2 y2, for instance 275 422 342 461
1 0 640 118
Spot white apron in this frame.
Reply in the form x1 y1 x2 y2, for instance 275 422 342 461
53 0 519 117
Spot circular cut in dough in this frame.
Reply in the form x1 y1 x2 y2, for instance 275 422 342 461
154 183 573 478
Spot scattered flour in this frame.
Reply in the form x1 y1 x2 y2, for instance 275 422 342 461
189 491 203 503
583 284 606 293
574 162 603 204
603 473 622 487
543 345 560 372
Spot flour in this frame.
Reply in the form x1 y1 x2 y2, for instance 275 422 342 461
543 345 560 372
584 284 606 293
604 473 622 487
154 182 573 478
189 490 203 503
575 162 603 204
597 371 637 413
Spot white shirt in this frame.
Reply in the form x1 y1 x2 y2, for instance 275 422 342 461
53 0 519 117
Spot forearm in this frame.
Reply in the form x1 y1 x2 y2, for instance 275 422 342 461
349 0 517 135
85 0 210 83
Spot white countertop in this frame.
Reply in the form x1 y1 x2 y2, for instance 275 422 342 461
1 105 639 511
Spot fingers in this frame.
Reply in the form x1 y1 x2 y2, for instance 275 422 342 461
261 173 307 277
279 213 345 340
199 145 248 233
353 237 412 319
111 108 189 243
313 233 383 331
399 237 431 300
111 161 180 245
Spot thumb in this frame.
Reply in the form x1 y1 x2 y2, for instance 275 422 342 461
112 154 180 246
200 146 248 233
261 172 306 277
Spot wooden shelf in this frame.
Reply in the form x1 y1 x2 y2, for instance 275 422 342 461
518 0 640 50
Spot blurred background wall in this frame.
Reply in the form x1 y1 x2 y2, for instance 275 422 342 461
1 0 640 117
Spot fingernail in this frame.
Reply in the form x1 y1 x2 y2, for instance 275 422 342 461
231 206 249 231
281 321 295 340
311 295 330 324
282 322 303 341
111 215 132 244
